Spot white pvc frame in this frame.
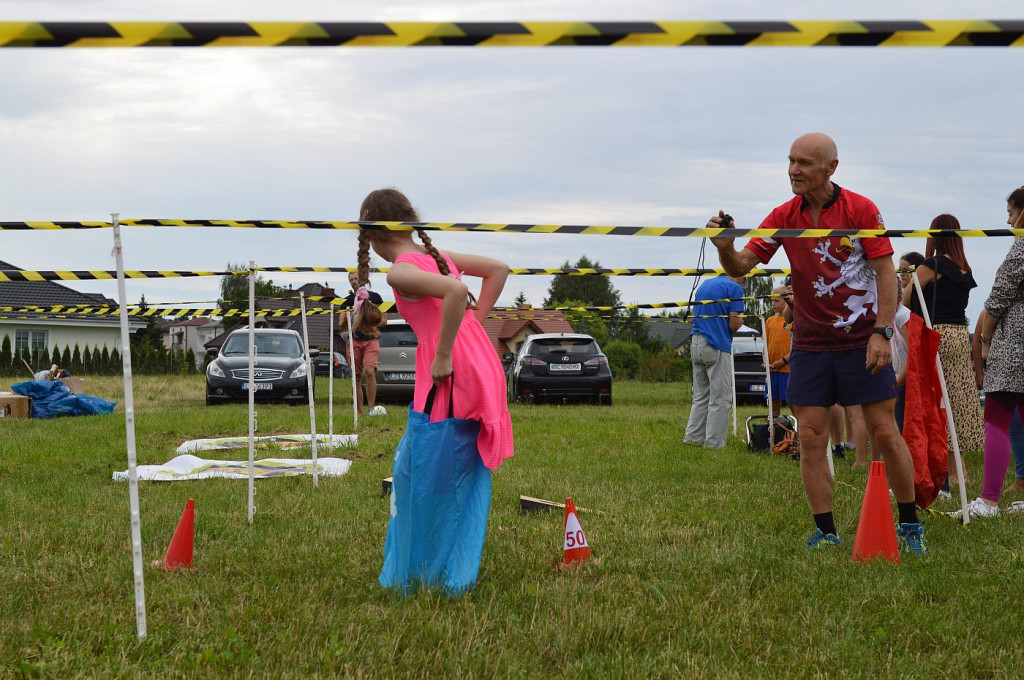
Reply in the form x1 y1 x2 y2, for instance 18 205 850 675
247 262 257 524
348 310 358 429
112 214 148 640
328 304 335 448
299 293 319 487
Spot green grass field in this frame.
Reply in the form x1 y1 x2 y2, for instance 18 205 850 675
1 376 1020 678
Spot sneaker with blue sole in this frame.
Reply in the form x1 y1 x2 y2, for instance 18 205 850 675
806 529 841 550
896 522 929 556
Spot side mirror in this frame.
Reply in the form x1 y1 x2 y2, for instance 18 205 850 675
502 352 514 363
206 347 219 356
308 348 321 357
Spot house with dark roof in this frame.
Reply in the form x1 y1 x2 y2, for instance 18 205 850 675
480 308 575 357
0 259 146 362
645 317 694 356
204 282 345 352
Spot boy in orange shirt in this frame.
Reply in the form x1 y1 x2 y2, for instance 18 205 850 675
764 285 792 417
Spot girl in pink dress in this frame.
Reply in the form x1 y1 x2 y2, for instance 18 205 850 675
357 188 513 593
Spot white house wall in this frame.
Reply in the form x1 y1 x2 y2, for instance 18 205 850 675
0 317 144 353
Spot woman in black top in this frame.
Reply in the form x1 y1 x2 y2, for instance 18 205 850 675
903 213 986 463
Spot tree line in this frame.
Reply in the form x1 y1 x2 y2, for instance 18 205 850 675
0 335 199 378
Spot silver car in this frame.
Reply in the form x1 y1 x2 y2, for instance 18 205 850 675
374 319 417 402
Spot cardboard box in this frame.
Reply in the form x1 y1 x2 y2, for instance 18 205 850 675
60 377 84 394
0 394 32 419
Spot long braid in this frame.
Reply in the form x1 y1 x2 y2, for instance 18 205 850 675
415 228 451 277
356 230 373 288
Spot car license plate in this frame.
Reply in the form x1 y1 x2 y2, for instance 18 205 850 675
243 382 273 391
387 372 416 381
549 363 582 372
750 384 765 392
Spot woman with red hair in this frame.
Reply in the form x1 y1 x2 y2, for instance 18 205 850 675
903 214 985 475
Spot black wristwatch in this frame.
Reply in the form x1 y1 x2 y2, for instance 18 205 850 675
871 326 894 340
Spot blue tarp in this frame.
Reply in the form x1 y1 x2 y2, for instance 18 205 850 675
11 380 116 419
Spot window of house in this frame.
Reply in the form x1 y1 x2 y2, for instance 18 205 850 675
15 329 47 356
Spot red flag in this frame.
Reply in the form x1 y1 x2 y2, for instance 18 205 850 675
902 313 949 508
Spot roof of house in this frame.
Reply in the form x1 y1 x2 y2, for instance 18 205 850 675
282 283 340 309
0 259 118 321
165 317 217 328
645 318 693 350
480 308 574 354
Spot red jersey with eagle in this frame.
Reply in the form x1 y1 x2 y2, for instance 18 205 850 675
744 185 894 352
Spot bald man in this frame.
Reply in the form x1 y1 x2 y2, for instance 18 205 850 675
708 132 927 555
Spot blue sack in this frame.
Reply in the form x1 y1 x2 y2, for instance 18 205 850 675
379 378 492 596
11 380 116 418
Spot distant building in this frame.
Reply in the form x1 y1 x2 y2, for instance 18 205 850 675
155 317 224 367
205 282 344 352
644 317 693 356
480 307 575 357
0 258 146 361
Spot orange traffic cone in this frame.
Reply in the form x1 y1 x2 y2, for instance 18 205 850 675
563 497 591 565
156 499 195 570
852 462 900 564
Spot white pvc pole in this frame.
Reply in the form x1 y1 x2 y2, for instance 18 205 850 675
328 304 335 449
730 343 738 438
348 310 358 429
912 271 970 524
300 294 319 487
247 262 256 524
112 215 147 641
761 316 774 447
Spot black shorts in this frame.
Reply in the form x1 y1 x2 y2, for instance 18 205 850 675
786 347 897 407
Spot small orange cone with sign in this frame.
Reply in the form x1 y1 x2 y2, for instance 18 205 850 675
154 499 195 570
852 462 900 564
563 497 591 565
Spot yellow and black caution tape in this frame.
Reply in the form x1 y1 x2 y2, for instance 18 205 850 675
0 266 791 282
2 21 1024 49
554 293 779 312
0 268 228 282
3 219 1024 238
0 305 396 318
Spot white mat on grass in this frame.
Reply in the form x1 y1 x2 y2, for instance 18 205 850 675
112 454 352 482
176 433 357 453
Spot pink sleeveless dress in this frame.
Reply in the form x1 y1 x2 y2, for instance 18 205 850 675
392 252 514 469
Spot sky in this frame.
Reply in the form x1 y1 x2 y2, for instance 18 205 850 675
1 1 1022 326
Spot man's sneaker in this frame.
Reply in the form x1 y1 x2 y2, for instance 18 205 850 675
936 490 952 501
1009 501 1024 513
955 497 999 520
806 529 841 550
896 522 929 556
368 405 387 416
831 445 846 460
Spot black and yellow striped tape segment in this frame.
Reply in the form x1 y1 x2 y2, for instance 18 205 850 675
2 21 1024 48
4 293 776 317
0 269 227 282
555 294 778 312
2 219 1024 238
0 266 789 282
0 306 392 317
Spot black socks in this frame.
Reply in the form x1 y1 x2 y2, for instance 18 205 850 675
813 511 838 536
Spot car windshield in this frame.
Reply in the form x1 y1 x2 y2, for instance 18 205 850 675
732 336 764 355
222 333 303 357
529 338 598 355
380 326 418 348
